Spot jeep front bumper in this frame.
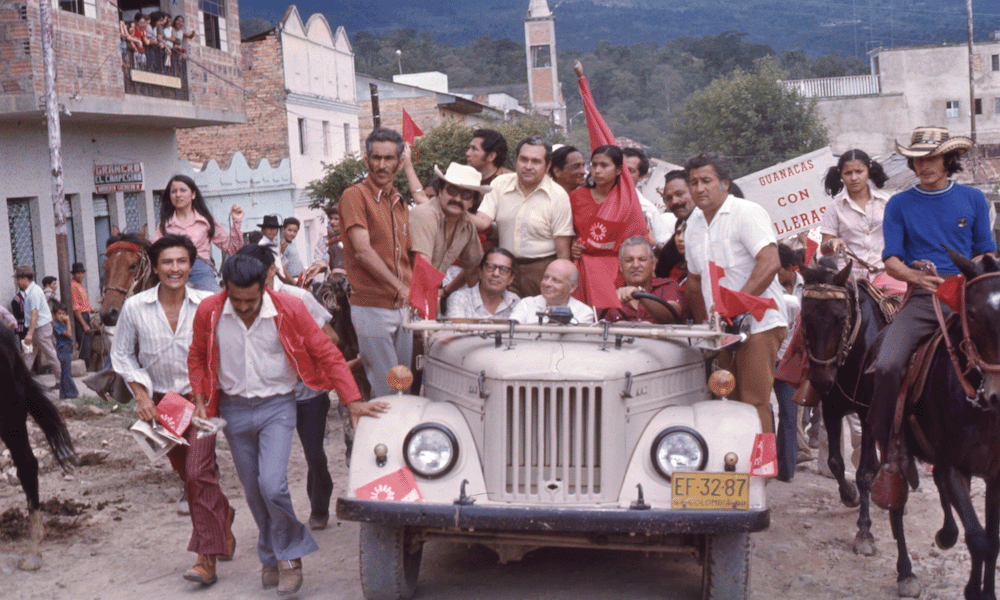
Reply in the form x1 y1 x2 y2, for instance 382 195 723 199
336 498 769 535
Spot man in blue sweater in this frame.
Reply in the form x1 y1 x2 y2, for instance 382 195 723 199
868 126 995 451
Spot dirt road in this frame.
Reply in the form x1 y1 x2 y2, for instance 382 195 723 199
0 387 984 600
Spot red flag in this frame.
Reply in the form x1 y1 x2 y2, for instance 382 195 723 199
804 236 820 266
402 109 423 160
934 274 965 313
156 391 194 438
355 467 422 502
749 433 778 477
408 254 445 320
574 69 648 308
708 261 779 321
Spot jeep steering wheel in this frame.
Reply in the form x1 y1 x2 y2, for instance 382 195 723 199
630 291 683 324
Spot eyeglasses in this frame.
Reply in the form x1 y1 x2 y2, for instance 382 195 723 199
444 184 476 202
483 263 512 275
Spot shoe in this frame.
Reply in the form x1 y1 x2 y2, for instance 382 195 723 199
219 506 236 561
183 554 217 586
308 514 328 530
262 566 279 589
277 558 303 595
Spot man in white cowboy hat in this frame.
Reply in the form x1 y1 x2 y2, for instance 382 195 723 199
409 163 488 303
257 214 293 285
867 125 996 460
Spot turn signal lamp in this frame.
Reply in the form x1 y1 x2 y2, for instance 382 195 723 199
387 365 413 393
708 369 736 398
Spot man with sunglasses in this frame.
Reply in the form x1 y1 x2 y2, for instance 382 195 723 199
447 248 520 319
410 163 489 300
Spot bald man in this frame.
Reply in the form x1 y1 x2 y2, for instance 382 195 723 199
509 259 596 324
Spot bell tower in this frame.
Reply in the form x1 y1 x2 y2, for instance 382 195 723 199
524 0 566 129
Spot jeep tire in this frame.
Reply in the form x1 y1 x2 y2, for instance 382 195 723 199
702 531 751 600
359 522 423 600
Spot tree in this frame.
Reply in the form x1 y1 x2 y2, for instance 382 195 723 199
669 58 828 177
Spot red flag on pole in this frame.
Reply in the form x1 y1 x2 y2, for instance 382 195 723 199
934 273 965 313
573 64 649 309
708 261 779 322
408 254 445 320
401 109 423 160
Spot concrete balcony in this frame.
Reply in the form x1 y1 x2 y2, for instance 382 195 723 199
123 48 189 102
780 74 881 98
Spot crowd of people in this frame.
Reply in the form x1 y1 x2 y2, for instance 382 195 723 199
7 121 993 594
119 10 195 74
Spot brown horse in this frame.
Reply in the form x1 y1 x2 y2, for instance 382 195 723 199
98 226 151 326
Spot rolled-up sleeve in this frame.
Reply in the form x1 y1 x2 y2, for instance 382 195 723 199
110 299 152 396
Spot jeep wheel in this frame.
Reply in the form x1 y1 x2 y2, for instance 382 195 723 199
359 522 423 600
701 532 751 600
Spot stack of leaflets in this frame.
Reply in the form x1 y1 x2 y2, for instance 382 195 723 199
130 419 188 463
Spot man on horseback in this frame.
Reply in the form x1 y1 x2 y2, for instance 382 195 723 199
868 126 995 467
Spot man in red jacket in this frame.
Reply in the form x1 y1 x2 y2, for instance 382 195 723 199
188 254 388 595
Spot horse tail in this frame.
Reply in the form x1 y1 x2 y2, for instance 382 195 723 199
0 328 76 468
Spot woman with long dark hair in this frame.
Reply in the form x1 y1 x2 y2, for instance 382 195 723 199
152 175 244 292
569 144 624 260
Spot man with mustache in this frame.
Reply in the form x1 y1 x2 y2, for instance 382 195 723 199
339 128 414 397
605 236 682 324
472 135 574 297
409 163 489 301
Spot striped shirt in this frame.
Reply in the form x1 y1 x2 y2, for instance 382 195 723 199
111 284 212 396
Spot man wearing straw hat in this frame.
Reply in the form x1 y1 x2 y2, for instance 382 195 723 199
409 163 489 302
867 126 995 459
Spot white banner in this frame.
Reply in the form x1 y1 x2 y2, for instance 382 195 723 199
734 147 837 238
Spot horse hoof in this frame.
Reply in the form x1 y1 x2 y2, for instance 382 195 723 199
853 535 876 556
17 553 42 571
897 576 921 598
841 487 861 508
935 528 958 550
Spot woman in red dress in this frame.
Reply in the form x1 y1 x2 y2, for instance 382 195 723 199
569 144 624 260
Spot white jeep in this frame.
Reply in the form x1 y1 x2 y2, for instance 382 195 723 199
336 316 768 600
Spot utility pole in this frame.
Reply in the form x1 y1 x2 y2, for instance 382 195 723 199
370 83 381 129
39 0 72 312
966 0 978 181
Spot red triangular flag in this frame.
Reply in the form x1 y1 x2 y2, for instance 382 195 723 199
408 254 445 320
402 109 423 161
354 466 422 502
804 233 820 266
709 261 778 321
749 433 778 477
934 274 965 313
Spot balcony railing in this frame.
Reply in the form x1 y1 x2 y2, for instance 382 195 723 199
780 74 881 99
122 47 189 101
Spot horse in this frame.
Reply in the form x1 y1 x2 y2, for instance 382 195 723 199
0 325 76 570
98 226 152 327
860 249 1000 599
800 258 890 556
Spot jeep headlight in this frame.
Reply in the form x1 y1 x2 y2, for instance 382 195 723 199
651 427 708 480
404 423 458 479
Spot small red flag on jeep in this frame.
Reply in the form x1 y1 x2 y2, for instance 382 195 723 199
355 467 422 502
408 254 445 320
749 433 778 477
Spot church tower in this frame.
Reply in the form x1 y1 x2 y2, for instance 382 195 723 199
524 0 567 129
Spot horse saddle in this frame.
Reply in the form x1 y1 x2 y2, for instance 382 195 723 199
858 278 902 324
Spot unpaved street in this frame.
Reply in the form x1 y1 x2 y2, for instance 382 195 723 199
0 385 986 600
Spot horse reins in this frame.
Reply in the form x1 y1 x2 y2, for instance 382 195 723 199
102 241 151 299
802 282 863 368
932 271 1000 404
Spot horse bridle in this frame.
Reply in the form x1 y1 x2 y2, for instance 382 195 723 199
932 271 1000 403
802 282 863 367
102 241 151 299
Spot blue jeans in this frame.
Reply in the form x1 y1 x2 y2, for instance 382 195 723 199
57 349 77 398
295 392 333 519
774 379 798 480
188 258 220 293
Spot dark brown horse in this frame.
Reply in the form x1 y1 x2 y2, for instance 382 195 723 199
0 326 76 570
861 249 1000 599
98 226 151 326
800 258 890 556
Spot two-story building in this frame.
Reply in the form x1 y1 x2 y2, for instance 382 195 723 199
178 6 359 268
0 0 244 304
782 37 1000 156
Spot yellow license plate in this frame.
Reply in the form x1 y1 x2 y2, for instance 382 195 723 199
671 473 750 510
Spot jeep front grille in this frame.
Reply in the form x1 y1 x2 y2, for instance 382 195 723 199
498 382 604 503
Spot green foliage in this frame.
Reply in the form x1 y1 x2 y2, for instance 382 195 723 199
307 155 367 212
670 58 829 178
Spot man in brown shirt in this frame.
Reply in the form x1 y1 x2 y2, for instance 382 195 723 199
410 163 487 300
339 128 413 397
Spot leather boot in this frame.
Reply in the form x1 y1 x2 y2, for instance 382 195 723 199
262 565 279 589
277 558 303 596
183 554 217 586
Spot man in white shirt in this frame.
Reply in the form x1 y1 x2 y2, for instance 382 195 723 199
510 259 596 324
447 248 520 320
683 152 787 435
15 265 60 385
472 135 574 297
111 235 234 586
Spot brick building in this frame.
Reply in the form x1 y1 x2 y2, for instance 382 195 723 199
0 0 245 304
178 6 359 265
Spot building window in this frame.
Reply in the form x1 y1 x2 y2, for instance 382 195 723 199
58 0 95 17
995 98 1000 114
993 55 999 71
946 100 960 118
531 45 551 69
322 121 331 156
7 198 36 275
123 192 144 233
344 123 351 154
975 98 983 115
298 118 307 155
199 0 228 51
